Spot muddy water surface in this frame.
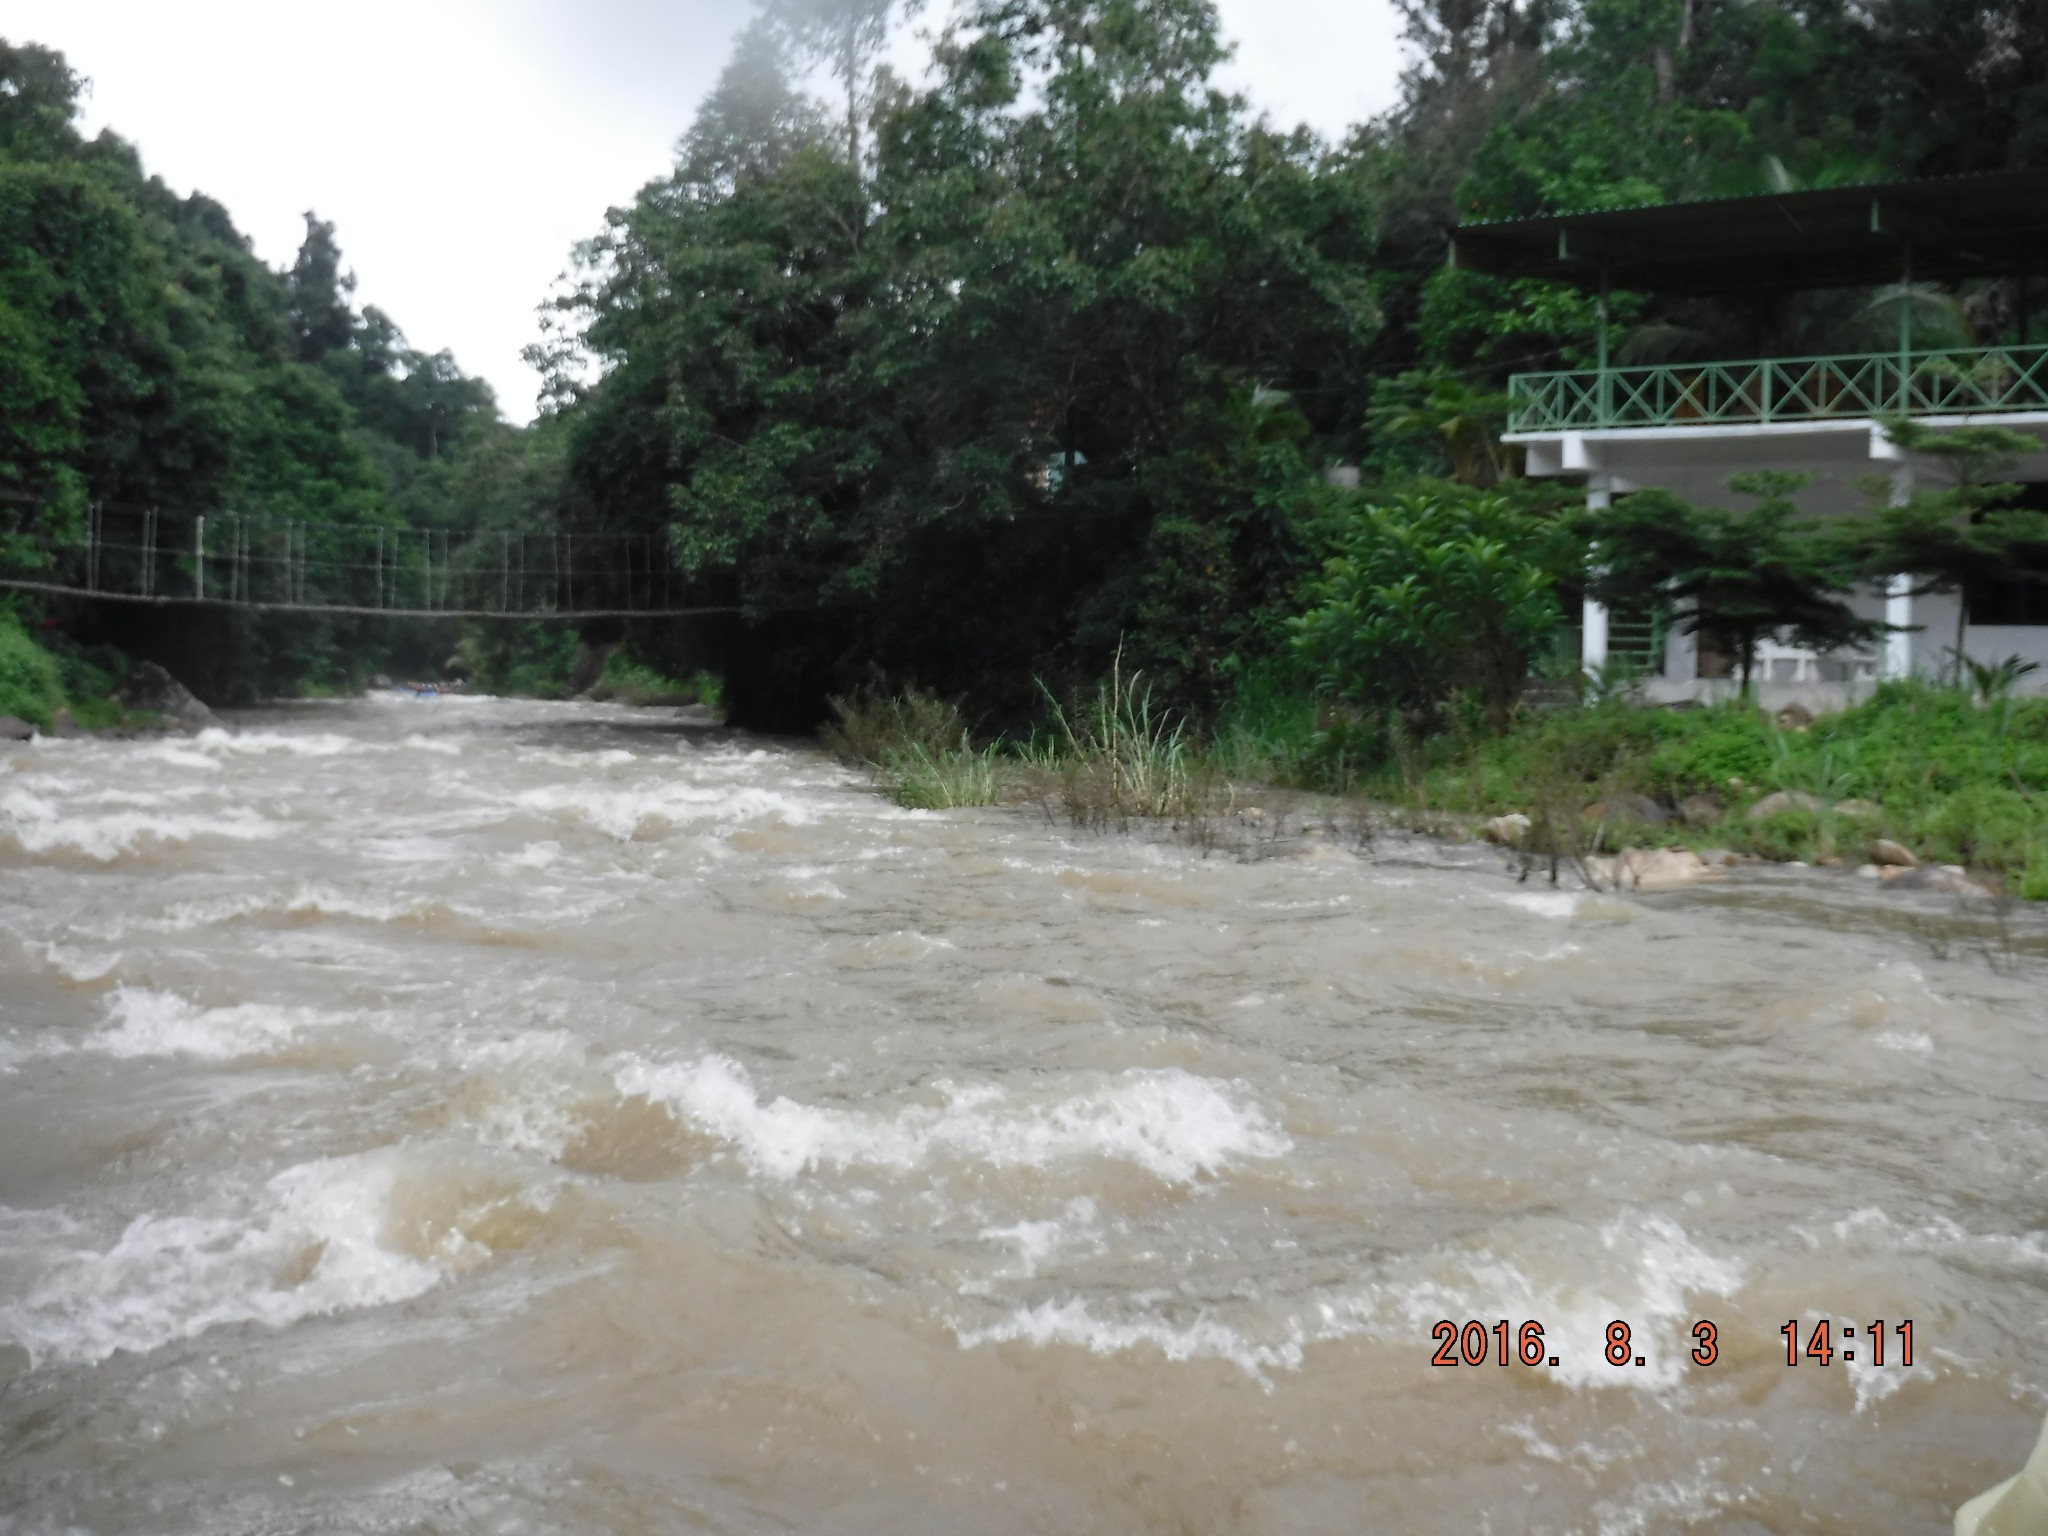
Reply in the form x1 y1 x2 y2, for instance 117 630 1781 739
2 696 2046 1533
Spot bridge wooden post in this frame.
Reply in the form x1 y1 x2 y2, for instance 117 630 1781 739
195 516 205 601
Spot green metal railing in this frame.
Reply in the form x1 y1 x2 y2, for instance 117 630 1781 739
1507 343 2048 433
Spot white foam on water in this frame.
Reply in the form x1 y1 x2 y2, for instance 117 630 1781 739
612 1056 1291 1184
37 942 122 982
82 987 357 1061
1493 891 1582 920
1874 1030 1934 1055
14 780 213 810
401 734 463 756
192 727 356 758
981 1198 1099 1280
0 1151 447 1367
1337 1212 1746 1391
139 885 481 933
954 1297 1306 1378
506 841 562 869
128 741 223 771
513 782 819 841
0 788 283 861
1830 1205 2048 1272
453 1032 598 1155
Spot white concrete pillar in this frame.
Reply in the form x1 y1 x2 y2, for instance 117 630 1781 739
1582 484 1611 674
1665 601 1698 681
1884 574 1915 680
1882 467 1914 681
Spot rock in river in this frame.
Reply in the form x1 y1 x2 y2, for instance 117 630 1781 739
1881 864 1995 897
1586 846 1722 891
119 662 220 733
1870 837 1918 868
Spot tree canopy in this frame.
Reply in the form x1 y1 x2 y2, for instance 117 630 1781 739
10 0 2048 718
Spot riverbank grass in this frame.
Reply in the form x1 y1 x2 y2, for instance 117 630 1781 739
825 669 2048 897
825 669 1221 826
1363 683 2048 895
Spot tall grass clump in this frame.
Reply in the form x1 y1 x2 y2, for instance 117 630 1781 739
824 684 1007 810
0 610 65 727
1040 654 1210 829
887 742 1008 809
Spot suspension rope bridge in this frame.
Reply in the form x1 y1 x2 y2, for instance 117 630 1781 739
0 506 737 620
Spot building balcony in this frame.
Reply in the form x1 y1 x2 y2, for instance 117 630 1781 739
1506 343 2048 435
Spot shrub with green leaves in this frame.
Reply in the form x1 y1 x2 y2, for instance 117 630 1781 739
1290 483 1567 731
0 610 65 726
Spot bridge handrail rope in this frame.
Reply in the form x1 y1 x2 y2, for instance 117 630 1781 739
0 503 736 620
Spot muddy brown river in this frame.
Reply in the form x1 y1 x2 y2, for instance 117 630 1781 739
2 695 2045 1533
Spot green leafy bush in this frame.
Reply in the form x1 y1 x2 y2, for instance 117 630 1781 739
0 611 65 726
588 652 722 710
1290 482 1567 730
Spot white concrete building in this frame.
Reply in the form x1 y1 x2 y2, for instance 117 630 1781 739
1454 171 2048 703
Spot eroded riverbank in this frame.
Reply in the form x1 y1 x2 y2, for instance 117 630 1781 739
2 695 2045 1532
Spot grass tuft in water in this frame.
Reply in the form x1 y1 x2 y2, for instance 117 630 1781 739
1039 652 1212 829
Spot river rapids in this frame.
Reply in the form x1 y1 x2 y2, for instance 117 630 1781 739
2 696 2045 1532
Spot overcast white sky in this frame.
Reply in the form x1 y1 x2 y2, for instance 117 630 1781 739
7 0 1405 423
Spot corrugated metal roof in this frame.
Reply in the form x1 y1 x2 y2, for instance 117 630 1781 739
1450 170 2048 294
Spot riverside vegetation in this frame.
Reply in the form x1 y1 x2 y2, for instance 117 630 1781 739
6 0 2048 867
827 667 2048 899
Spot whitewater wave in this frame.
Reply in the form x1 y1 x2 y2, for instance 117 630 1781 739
514 782 820 841
1335 1211 1747 1391
611 1055 1291 1184
0 1153 444 1367
0 788 283 861
82 987 361 1061
956 1297 1306 1378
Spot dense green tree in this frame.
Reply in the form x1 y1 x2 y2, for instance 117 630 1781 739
0 37 510 698
554 0 1380 723
287 213 356 364
1583 472 1880 694
1852 421 2048 679
1291 482 1570 728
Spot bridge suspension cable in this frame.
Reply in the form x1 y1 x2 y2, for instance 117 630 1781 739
0 507 737 620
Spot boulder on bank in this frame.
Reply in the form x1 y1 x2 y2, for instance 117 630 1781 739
1677 793 1725 828
0 715 32 741
1588 793 1671 826
1586 846 1721 891
1479 813 1531 846
48 707 80 738
1834 797 1882 820
119 662 219 733
1870 837 1917 868
569 642 614 698
1745 789 1823 822
1881 863 1995 897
